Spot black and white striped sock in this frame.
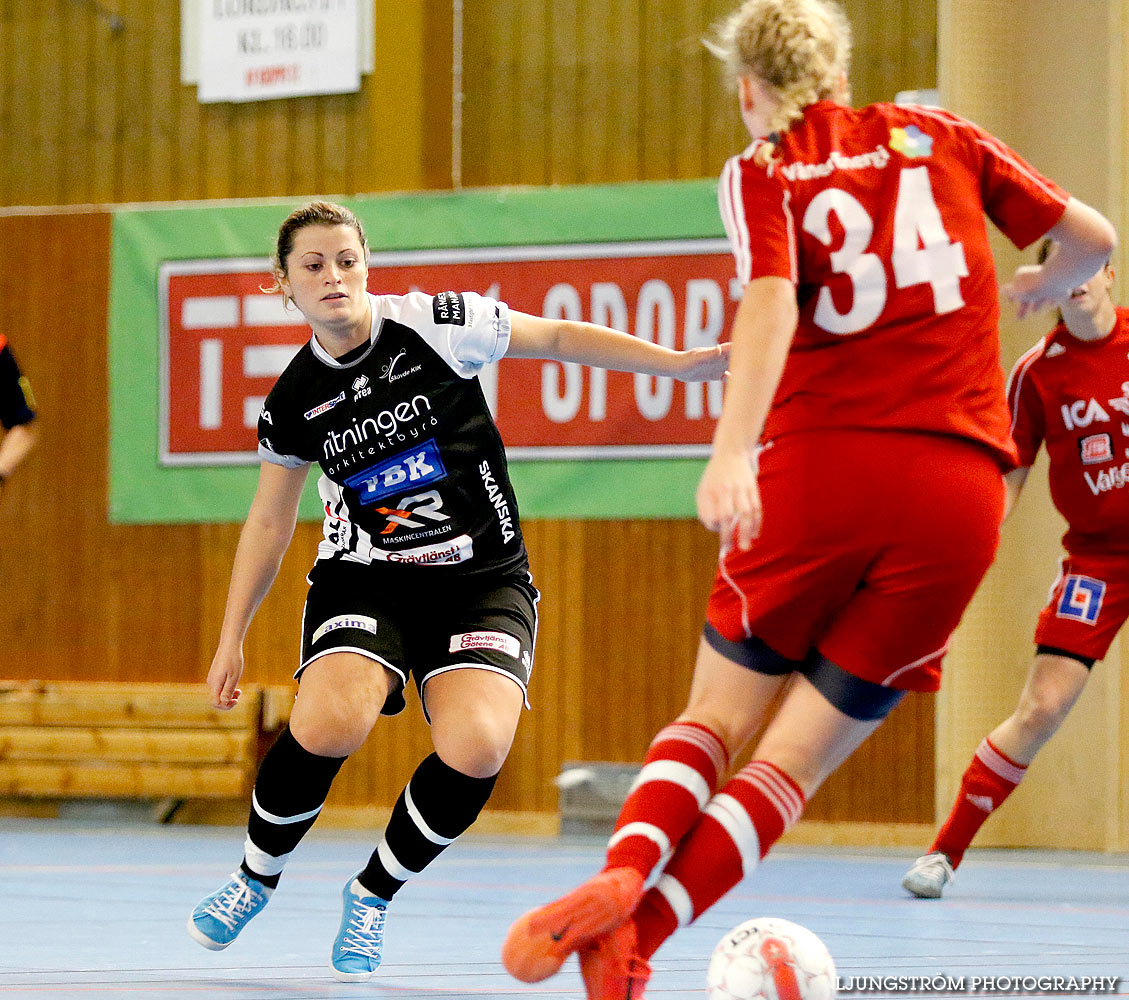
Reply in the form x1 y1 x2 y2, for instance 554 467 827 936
357 753 498 900
240 726 346 889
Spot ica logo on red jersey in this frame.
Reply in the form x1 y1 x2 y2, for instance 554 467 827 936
1060 398 1111 431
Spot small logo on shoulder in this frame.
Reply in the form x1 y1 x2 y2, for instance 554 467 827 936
433 291 466 326
889 124 933 158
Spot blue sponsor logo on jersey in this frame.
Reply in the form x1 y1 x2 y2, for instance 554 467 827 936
1056 574 1105 625
344 438 447 505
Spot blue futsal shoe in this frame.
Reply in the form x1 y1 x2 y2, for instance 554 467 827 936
187 871 273 950
330 875 389 982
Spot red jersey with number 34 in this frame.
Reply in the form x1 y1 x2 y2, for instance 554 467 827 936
1007 308 1129 555
719 101 1069 466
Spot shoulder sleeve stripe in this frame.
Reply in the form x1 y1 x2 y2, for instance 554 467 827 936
718 157 752 285
973 140 1068 206
1006 337 1047 436
908 106 1068 207
782 190 798 285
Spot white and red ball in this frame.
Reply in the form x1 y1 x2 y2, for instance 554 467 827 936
707 917 836 1000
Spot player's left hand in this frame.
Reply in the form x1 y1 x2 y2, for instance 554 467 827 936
675 341 731 382
1002 265 1065 320
696 448 761 551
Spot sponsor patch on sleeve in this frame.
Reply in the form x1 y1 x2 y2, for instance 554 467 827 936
312 614 379 645
448 630 521 659
433 291 467 326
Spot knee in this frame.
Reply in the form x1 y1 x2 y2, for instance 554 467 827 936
290 696 380 757
1013 688 1071 741
431 710 515 778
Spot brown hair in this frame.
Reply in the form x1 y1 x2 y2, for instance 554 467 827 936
706 0 851 137
267 201 368 299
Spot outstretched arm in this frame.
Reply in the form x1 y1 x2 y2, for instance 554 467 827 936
1003 198 1117 319
506 310 730 381
206 459 309 710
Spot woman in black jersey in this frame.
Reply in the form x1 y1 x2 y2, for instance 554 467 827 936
188 200 729 982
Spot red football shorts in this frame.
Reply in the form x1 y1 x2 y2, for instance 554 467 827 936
706 430 1007 692
1034 552 1129 662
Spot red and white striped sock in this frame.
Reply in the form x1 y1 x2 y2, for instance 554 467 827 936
932 737 1026 868
604 721 729 884
633 759 806 959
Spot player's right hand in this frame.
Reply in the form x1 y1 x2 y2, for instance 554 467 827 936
206 645 244 710
696 450 762 552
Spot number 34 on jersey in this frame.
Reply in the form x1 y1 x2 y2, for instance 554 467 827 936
804 166 968 335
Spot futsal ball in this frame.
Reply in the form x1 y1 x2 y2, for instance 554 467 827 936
706 917 836 1000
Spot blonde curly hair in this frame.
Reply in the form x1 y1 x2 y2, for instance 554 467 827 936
706 0 852 137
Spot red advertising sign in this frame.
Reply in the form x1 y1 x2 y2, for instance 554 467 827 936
159 240 737 465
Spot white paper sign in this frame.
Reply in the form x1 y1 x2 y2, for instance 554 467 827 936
197 0 360 104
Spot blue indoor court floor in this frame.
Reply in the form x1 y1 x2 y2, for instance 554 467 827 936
0 817 1126 999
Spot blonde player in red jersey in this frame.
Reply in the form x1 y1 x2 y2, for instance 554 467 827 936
501 1 1116 996
903 240 1128 898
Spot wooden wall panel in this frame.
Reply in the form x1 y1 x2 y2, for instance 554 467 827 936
461 0 937 188
0 1 933 207
0 1 456 207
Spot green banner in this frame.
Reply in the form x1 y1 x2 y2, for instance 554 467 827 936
108 180 727 524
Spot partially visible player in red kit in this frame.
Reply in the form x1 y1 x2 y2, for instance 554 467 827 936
501 1 1116 996
903 239 1128 899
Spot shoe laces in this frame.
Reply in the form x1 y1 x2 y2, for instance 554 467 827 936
912 853 954 879
341 897 386 957
203 878 260 931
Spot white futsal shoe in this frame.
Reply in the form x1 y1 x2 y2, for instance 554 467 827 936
902 852 954 898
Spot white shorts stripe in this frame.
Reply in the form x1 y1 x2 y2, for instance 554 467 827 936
242 836 290 877
882 642 949 687
607 821 671 858
376 839 419 882
654 873 694 928
251 789 323 826
628 760 711 808
704 792 761 875
405 783 455 846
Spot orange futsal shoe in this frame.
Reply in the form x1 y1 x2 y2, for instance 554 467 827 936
579 920 651 999
501 867 645 983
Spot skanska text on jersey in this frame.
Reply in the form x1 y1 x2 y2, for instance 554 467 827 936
321 393 438 473
479 460 515 543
